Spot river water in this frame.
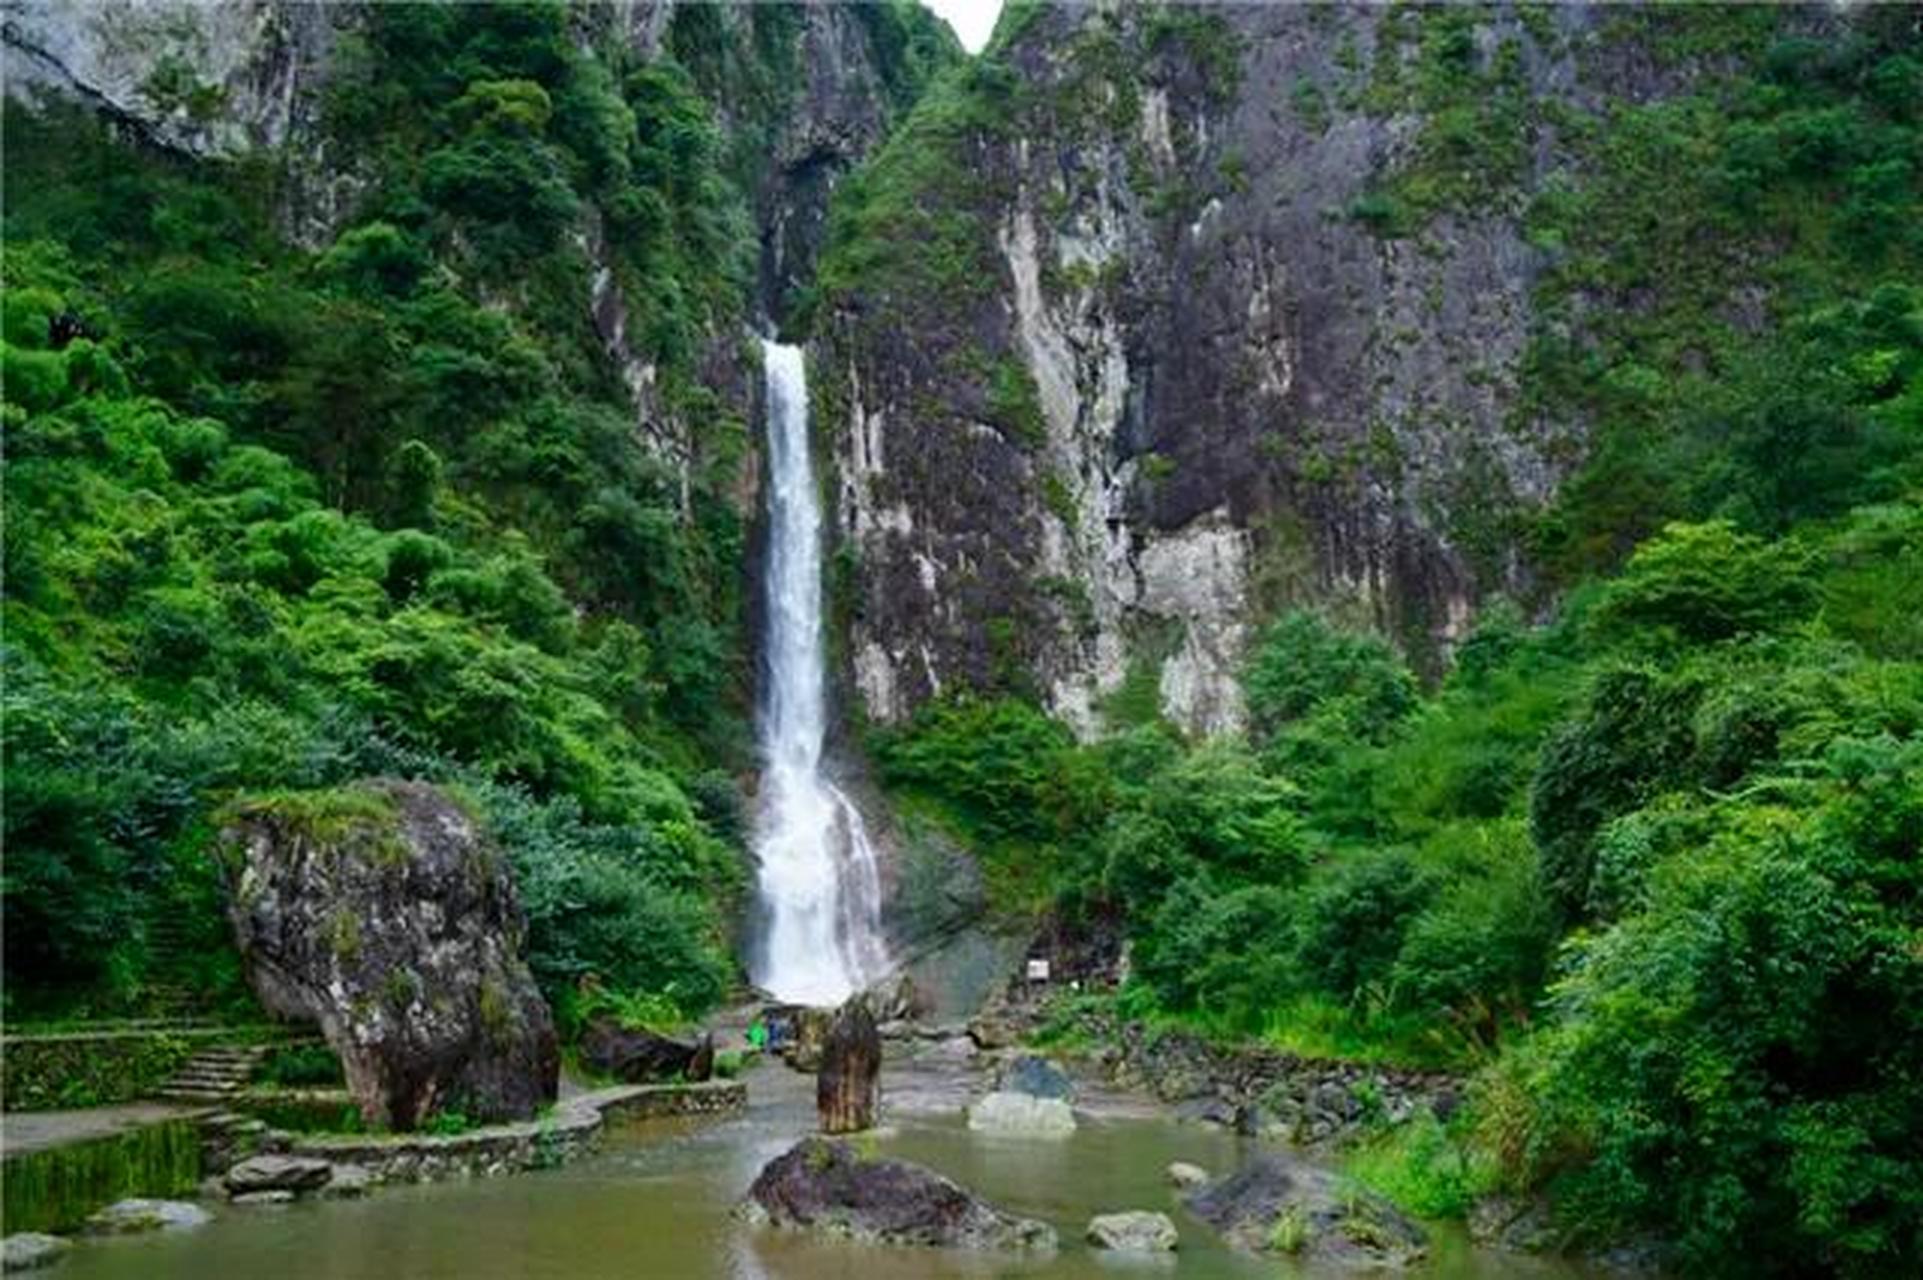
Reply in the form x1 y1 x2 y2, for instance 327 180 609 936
53 1060 1594 1280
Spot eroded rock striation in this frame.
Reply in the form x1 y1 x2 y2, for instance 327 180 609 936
743 1136 1056 1252
221 779 558 1131
814 3 1857 733
817 999 881 1134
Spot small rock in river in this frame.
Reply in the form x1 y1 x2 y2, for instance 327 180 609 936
966 1091 1076 1135
319 1163 374 1199
84 1199 211 1234
1166 1161 1211 1190
998 1054 1074 1100
1087 1211 1179 1252
1 1233 72 1272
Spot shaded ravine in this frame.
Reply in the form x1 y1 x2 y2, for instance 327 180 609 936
750 339 888 1006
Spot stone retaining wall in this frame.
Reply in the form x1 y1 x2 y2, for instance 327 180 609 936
1038 1009 1459 1147
251 1081 745 1185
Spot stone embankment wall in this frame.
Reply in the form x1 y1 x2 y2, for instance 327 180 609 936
1072 1016 1459 1147
219 1081 745 1185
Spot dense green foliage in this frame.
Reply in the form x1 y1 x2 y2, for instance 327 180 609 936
884 501 1922 1271
1 2 768 1022
866 12 1920 1271
3 3 1919 1273
0 1031 194 1111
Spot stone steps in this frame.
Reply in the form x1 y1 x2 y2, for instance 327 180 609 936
154 1043 271 1104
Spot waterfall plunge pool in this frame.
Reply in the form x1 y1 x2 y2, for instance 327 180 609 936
49 1062 1601 1280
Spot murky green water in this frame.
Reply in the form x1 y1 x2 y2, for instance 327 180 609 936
53 1064 1593 1279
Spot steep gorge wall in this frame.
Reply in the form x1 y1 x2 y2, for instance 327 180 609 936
814 2 1812 737
3 0 953 462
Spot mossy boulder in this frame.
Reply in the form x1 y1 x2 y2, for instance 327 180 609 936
1185 1155 1425 1268
221 779 558 1131
742 1137 1056 1252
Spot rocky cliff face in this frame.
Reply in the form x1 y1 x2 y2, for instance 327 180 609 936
813 2 1814 736
2 0 340 155
4 1 953 467
661 1 961 326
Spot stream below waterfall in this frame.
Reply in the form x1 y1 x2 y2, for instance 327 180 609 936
50 1056 1601 1280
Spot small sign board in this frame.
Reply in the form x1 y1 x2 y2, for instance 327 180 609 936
1026 958 1051 983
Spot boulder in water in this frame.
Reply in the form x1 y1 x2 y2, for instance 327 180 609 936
2 1233 71 1272
580 1019 713 1083
1185 1155 1425 1267
999 1054 1073 1100
221 779 559 1130
818 999 881 1134
743 1136 1056 1252
1166 1161 1211 1190
224 1154 334 1195
966 1090 1076 1135
84 1199 211 1234
1087 1211 1179 1252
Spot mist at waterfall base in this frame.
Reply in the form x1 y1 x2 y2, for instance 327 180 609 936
750 340 888 1008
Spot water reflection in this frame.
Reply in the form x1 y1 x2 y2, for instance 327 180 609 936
49 1062 1599 1280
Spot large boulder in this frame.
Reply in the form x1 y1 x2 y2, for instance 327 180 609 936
222 780 558 1131
580 1019 713 1084
1185 1156 1426 1267
223 1154 334 1196
862 972 925 1023
966 1091 1076 1136
743 1137 1056 1252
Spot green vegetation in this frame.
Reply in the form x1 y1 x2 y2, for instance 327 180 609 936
3 4 1919 1274
0 1032 195 1111
1 2 760 1027
885 499 1922 1271
1 1120 201 1232
254 1042 347 1089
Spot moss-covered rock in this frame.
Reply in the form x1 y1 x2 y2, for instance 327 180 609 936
221 779 558 1131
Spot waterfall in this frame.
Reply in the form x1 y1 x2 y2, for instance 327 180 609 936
750 339 888 1006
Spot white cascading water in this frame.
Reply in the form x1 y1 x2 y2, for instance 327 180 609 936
750 339 888 1006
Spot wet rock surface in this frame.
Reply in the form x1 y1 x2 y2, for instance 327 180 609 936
743 1136 1057 1252
1165 1161 1211 1190
1186 1155 1426 1268
222 779 558 1131
83 1199 211 1234
224 1154 335 1195
1086 1210 1179 1252
0 1233 70 1272
998 1054 1073 1100
1470 1194 1562 1255
967 1091 1076 1136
